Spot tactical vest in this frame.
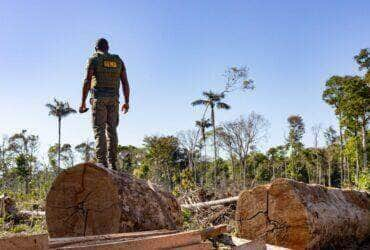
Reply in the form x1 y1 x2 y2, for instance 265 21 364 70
90 52 123 98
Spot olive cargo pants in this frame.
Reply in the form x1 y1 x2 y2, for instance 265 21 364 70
91 98 119 167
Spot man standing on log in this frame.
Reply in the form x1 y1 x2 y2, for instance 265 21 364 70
79 38 130 170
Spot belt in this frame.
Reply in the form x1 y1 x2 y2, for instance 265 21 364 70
91 87 117 98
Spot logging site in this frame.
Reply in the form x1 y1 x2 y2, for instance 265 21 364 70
0 1 369 250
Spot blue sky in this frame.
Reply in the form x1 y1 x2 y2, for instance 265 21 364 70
0 0 369 157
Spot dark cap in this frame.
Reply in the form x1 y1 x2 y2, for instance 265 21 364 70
95 38 109 52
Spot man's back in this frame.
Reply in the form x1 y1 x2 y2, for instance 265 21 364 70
88 52 124 99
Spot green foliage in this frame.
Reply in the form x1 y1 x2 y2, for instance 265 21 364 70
223 66 254 92
117 145 144 174
287 115 305 147
180 168 196 190
321 49 370 188
14 154 28 179
10 224 29 233
143 135 188 190
133 164 149 179
358 172 370 190
354 48 370 71
75 141 94 162
286 160 309 182
182 208 192 223
48 143 74 170
46 98 77 118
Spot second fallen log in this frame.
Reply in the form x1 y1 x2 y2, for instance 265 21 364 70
236 178 370 249
46 163 183 238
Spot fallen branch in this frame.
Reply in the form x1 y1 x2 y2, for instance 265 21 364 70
181 196 239 210
20 210 45 217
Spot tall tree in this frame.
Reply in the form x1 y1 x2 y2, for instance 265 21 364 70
177 130 200 169
0 136 10 189
48 143 74 170
219 113 268 188
354 48 370 171
46 99 76 171
324 126 338 187
60 144 74 168
8 130 39 193
338 76 369 185
195 119 212 162
143 136 187 191
217 126 237 182
192 91 230 188
323 76 346 185
286 115 307 182
287 115 305 147
266 146 286 180
311 124 322 184
117 145 144 173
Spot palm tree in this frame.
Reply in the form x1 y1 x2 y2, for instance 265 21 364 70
192 91 230 187
46 99 76 171
195 118 212 162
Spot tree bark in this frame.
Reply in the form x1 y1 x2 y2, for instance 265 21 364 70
328 158 332 187
46 163 183 238
355 118 360 187
361 113 368 172
339 113 344 186
211 104 217 190
236 178 369 249
58 116 61 171
230 151 236 182
0 234 48 250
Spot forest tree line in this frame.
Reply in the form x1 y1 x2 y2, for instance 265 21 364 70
0 49 369 202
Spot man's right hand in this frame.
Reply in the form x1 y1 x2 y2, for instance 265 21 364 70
79 103 89 113
121 103 129 114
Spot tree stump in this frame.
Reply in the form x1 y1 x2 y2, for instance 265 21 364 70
46 163 183 238
236 178 370 249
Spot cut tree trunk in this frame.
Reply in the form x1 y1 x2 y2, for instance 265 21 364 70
236 178 370 249
0 234 48 250
46 163 183 238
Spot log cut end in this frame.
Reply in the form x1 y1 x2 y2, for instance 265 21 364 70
236 180 310 248
236 178 370 249
46 163 183 238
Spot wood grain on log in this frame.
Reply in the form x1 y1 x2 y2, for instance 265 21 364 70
0 234 48 250
56 230 202 250
236 178 370 249
46 163 183 238
49 229 178 248
174 242 213 250
50 225 228 249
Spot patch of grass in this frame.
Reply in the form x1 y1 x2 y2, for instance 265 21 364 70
10 224 29 233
